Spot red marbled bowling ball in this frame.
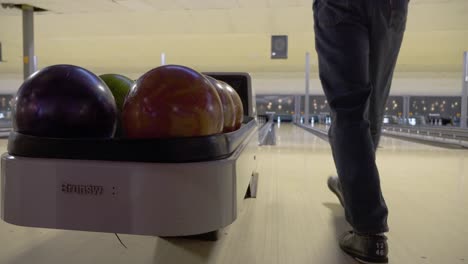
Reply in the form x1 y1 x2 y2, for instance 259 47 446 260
122 65 224 138
222 81 244 130
205 75 236 133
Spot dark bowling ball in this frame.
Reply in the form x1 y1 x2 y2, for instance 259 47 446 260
13 64 117 138
122 65 224 138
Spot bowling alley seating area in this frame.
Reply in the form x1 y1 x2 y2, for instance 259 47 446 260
0 94 13 137
256 94 468 148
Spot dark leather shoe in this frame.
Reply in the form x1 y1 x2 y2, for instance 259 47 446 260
327 176 345 207
339 231 388 263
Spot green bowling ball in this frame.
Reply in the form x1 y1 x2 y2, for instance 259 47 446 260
99 74 134 112
99 73 134 137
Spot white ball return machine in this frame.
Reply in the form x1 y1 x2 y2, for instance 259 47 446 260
1 73 259 241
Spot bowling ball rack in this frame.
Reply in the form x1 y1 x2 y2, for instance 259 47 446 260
1 72 259 241
7 117 256 163
1 118 258 241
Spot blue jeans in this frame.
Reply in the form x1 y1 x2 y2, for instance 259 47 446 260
313 0 408 234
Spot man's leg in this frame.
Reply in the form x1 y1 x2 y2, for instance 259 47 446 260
368 0 408 149
314 0 388 235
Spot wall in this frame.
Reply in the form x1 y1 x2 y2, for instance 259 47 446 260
0 71 463 96
0 74 22 94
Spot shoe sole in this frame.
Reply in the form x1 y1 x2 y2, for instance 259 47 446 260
355 257 388 264
340 243 388 264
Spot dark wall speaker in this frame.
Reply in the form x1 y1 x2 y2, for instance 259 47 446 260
271 35 288 59
0 42 3 61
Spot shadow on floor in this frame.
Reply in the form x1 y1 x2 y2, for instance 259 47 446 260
323 202 358 264
153 235 219 263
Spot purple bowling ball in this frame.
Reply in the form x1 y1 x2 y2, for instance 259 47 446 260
13 64 117 138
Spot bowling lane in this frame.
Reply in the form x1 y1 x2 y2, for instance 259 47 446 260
0 124 467 264
264 123 468 263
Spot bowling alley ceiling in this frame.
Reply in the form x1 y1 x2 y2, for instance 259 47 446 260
0 0 467 77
